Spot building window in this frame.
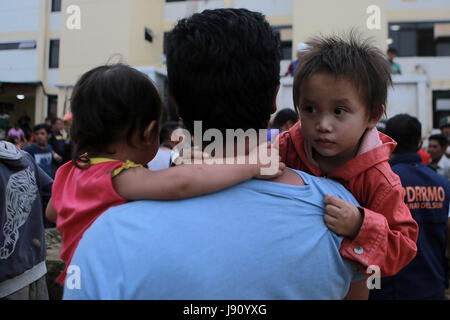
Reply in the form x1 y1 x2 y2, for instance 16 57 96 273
388 21 450 57
49 39 60 69
0 41 36 50
51 0 61 12
145 27 154 43
436 37 450 56
273 26 293 60
47 95 58 119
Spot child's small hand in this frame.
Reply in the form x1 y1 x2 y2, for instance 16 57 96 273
172 146 210 166
254 160 286 180
249 142 286 179
323 194 363 239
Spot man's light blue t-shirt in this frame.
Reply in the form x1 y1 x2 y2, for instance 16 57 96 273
64 169 364 300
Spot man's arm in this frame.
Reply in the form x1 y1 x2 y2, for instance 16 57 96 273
46 199 57 223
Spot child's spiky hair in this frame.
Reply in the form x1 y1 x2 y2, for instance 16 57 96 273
293 30 392 121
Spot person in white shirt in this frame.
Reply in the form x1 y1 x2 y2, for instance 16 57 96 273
428 133 450 182
147 121 183 171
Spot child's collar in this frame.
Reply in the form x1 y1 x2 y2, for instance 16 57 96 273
302 126 382 168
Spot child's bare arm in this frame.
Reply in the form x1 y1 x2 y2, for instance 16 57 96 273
113 158 285 201
323 194 364 238
46 198 57 223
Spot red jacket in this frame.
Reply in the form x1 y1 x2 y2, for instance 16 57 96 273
278 121 418 277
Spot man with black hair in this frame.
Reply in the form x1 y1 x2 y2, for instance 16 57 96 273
64 9 367 300
428 133 450 183
272 109 298 132
268 108 299 143
23 124 62 178
370 114 449 300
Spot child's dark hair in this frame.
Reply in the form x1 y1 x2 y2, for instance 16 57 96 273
70 63 162 168
165 8 280 134
293 31 392 122
33 123 52 134
385 114 421 154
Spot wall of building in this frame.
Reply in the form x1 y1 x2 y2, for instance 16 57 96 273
2 0 449 126
293 0 388 52
58 0 132 86
0 0 43 83
129 0 164 68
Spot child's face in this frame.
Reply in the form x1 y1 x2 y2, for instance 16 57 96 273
298 72 377 166
34 128 50 147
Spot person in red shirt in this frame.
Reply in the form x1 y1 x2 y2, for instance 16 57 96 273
275 32 418 277
417 148 431 165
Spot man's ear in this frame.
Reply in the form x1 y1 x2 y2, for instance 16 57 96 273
272 85 280 115
143 120 158 145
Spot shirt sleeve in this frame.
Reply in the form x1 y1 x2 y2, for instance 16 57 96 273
339 182 419 277
63 215 124 300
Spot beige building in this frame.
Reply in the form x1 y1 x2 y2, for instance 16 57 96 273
0 0 449 136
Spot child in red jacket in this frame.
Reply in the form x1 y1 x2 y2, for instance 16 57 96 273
276 32 419 277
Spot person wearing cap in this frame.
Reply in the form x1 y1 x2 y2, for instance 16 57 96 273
283 42 308 77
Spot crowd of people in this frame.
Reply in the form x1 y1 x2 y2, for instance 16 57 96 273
0 8 449 300
0 114 72 178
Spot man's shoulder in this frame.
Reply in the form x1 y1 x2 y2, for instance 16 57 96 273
24 143 51 151
23 144 37 153
440 155 450 166
393 159 450 188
